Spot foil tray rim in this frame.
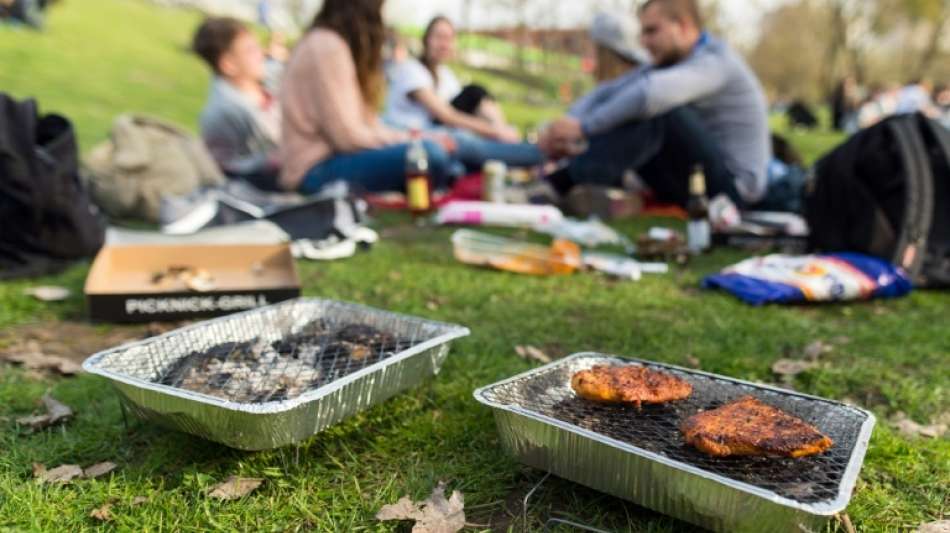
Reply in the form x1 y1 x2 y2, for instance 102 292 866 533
473 352 876 516
82 298 470 414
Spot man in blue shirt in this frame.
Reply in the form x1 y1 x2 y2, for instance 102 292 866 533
541 0 770 208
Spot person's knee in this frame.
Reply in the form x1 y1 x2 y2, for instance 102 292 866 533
420 139 454 179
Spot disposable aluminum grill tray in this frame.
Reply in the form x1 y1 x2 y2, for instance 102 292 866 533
474 353 875 533
83 298 469 450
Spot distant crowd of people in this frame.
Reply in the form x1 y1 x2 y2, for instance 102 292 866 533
832 76 950 133
191 0 785 211
0 0 55 28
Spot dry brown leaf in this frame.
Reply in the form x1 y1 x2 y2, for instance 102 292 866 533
685 355 701 369
804 340 833 361
771 359 818 377
917 520 950 533
514 345 552 365
131 496 148 506
3 343 82 376
426 300 440 311
36 464 83 484
23 286 71 302
83 462 117 479
376 481 465 533
89 503 113 522
208 476 264 500
890 412 948 439
16 394 73 431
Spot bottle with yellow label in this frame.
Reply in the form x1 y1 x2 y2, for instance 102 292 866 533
405 131 432 222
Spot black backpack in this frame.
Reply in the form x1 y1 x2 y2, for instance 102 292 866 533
0 94 105 279
805 113 950 288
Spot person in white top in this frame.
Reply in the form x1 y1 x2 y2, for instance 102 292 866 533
384 17 544 169
385 17 521 142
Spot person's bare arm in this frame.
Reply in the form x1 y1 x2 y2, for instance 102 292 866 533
410 87 509 141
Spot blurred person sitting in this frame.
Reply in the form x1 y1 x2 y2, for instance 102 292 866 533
830 76 861 132
896 79 941 118
280 0 460 194
588 11 650 83
193 17 282 191
540 0 771 210
1 0 46 29
382 16 543 170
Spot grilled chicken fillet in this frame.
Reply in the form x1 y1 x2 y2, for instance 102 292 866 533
571 365 693 407
681 396 833 458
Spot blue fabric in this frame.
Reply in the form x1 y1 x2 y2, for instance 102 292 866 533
299 139 456 194
449 129 543 170
749 159 807 213
703 253 912 306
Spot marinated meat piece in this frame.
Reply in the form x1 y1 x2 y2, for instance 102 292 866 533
571 365 693 407
681 396 834 458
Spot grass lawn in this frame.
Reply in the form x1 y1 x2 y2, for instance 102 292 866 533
2 1 948 531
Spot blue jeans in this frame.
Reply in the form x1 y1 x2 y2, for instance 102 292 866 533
567 107 742 207
299 139 456 194
448 129 543 170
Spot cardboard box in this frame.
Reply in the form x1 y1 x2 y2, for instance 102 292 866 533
85 244 301 323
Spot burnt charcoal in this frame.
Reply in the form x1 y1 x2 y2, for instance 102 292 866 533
156 322 410 403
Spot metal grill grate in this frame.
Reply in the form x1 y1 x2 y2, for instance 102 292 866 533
90 300 443 405
480 355 869 504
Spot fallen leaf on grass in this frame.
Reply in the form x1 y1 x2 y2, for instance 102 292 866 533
2 342 82 376
23 286 71 302
35 464 83 484
376 481 465 533
208 476 264 500
426 300 440 311
89 503 113 522
515 345 552 365
16 394 73 431
889 412 948 439
771 359 818 377
917 520 950 533
131 496 148 506
685 355 701 369
83 462 117 479
803 340 833 361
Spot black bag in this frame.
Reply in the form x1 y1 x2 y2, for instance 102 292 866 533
805 113 950 287
0 94 105 279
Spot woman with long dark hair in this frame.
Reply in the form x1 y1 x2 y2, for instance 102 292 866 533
383 16 543 170
279 0 455 193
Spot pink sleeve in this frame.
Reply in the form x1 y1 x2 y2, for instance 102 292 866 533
306 34 395 153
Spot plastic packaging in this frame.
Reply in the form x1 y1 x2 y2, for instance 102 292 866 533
703 253 913 305
451 229 581 276
582 252 670 280
537 217 634 251
436 201 564 228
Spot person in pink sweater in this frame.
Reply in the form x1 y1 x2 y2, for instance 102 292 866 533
280 0 456 194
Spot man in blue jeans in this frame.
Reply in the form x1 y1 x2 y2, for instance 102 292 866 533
540 0 770 209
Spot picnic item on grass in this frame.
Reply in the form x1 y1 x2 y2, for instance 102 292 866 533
805 113 950 288
475 353 875 532
451 230 581 276
82 298 468 450
0 93 105 280
85 114 225 223
436 201 563 228
703 252 913 306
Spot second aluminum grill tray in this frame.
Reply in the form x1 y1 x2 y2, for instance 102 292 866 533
475 353 875 533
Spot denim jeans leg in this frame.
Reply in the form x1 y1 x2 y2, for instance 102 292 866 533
450 129 544 169
299 140 456 194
